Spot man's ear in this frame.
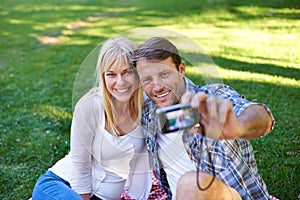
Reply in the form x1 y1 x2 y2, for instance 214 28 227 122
179 61 186 75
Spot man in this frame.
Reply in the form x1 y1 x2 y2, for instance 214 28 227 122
131 37 275 200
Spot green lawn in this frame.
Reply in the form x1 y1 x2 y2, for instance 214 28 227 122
0 0 299 199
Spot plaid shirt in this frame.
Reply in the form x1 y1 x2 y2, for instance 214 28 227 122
141 77 272 200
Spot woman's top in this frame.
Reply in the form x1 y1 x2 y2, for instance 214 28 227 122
49 89 152 199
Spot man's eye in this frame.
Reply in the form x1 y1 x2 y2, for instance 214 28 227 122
161 71 170 78
141 78 151 84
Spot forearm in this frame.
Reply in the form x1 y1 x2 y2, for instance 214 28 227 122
237 104 275 140
70 104 94 194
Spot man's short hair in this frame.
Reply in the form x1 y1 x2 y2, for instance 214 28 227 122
131 37 182 70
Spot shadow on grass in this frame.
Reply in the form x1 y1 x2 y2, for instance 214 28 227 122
226 0 300 9
212 56 300 80
226 6 300 20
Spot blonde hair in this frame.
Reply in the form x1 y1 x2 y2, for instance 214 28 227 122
96 37 143 136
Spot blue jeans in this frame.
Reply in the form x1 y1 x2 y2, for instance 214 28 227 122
32 171 82 200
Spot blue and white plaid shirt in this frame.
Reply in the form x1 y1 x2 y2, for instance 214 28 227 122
141 77 272 200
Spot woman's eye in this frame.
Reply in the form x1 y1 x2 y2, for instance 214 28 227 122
106 73 116 77
124 69 134 75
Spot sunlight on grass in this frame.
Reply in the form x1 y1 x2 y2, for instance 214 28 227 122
30 6 138 46
32 22 69 31
186 67 299 87
104 7 137 13
219 68 299 87
12 4 100 12
164 25 300 64
36 36 64 45
32 104 72 121
8 19 24 24
161 5 300 68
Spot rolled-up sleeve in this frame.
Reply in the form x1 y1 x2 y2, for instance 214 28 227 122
202 84 275 132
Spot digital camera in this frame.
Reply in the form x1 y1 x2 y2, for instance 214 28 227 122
156 103 200 133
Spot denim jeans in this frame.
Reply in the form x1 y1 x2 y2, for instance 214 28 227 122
32 171 83 200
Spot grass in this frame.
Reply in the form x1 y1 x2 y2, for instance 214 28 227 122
0 0 299 199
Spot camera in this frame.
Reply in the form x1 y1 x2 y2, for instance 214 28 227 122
156 103 200 133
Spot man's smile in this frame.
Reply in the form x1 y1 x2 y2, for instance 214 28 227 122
154 90 170 98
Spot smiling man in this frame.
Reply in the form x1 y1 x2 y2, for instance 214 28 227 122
137 57 185 108
131 37 275 200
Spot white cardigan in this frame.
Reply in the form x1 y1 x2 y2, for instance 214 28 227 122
49 89 152 199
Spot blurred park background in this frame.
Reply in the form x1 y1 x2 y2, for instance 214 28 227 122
0 0 299 199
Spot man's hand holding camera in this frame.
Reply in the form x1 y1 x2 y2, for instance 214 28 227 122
182 92 274 140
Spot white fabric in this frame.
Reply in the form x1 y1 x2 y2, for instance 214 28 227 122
157 130 197 200
49 154 72 181
50 89 151 199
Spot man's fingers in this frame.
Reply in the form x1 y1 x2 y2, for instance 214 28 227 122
217 99 233 139
181 92 194 104
204 97 222 139
206 96 219 121
190 92 208 111
218 99 232 126
188 93 236 140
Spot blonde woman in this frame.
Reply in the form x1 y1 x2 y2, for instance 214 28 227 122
32 37 152 200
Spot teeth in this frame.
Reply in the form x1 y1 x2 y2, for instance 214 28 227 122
116 88 129 93
156 91 169 98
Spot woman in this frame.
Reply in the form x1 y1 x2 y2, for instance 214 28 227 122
32 37 152 200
